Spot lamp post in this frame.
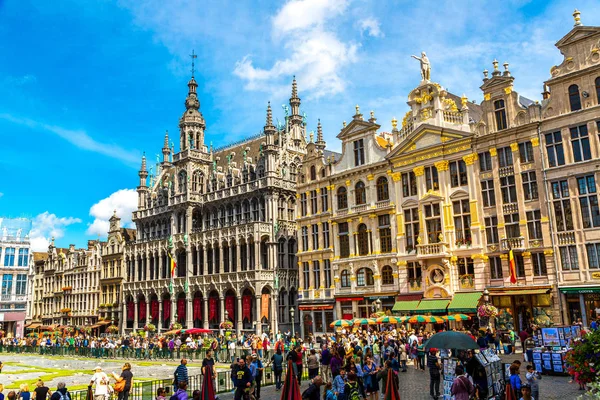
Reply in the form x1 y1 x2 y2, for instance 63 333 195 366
225 309 229 321
483 288 490 304
374 299 382 312
290 307 295 338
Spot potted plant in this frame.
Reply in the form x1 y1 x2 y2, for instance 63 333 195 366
107 325 119 334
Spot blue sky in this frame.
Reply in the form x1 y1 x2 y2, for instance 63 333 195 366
0 0 597 251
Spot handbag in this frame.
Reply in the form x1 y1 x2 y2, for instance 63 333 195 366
114 379 126 393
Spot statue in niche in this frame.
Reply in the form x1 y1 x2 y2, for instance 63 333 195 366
411 51 431 81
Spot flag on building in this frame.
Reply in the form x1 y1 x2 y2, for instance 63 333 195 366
509 248 517 284
169 253 177 277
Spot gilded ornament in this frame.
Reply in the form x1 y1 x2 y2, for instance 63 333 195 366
415 92 433 105
489 147 497 157
413 166 425 176
391 172 402 182
540 217 549 223
504 86 513 95
530 137 540 147
367 174 374 181
483 93 491 101
345 180 351 186
462 153 478 166
391 117 398 130
401 111 412 128
434 160 449 171
543 249 554 256
420 108 433 121
510 142 519 152
442 98 458 112
461 94 468 107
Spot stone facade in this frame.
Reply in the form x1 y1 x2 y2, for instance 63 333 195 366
122 77 305 335
540 14 600 326
32 239 102 327
0 218 31 337
98 212 136 327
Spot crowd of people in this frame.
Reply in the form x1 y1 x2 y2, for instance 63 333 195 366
0 324 557 400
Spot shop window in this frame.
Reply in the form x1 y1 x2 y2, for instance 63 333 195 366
532 294 552 307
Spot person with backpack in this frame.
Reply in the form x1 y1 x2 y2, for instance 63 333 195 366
450 366 474 400
173 359 189 393
49 383 70 400
332 368 347 400
344 372 365 400
271 348 284 390
302 376 323 400
427 349 441 400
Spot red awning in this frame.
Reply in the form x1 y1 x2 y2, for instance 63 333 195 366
336 297 364 302
298 305 334 311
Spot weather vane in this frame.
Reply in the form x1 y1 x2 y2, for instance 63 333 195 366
190 50 198 78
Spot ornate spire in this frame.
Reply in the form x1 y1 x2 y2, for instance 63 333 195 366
315 119 326 150
140 153 147 172
368 110 376 123
291 75 298 99
264 102 276 136
289 76 302 125
163 131 169 149
162 131 170 162
573 9 582 26
353 104 363 121
503 62 511 77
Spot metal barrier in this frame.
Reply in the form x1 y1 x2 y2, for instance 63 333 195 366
68 365 306 399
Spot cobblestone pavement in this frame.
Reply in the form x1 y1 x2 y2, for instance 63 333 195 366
0 353 582 399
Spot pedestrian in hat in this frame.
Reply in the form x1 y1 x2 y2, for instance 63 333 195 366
90 366 111 400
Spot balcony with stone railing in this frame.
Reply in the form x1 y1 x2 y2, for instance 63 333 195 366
501 236 525 251
336 208 349 217
352 204 369 213
417 242 449 257
502 203 519 215
443 110 463 124
557 231 576 245
376 200 392 209
499 166 514 177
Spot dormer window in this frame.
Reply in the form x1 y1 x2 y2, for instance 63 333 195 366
494 100 507 131
569 84 582 112
354 139 365 166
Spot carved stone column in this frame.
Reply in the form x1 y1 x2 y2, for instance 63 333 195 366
203 298 209 329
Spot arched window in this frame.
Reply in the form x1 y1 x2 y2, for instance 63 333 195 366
357 268 374 286
494 100 507 131
178 171 187 193
357 224 369 255
355 181 366 205
595 77 600 103
340 270 351 287
320 168 326 178
192 171 204 193
337 187 348 210
376 176 389 201
569 84 582 111
382 265 394 285
310 165 316 181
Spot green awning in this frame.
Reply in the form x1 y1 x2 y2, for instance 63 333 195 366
392 300 421 312
447 292 482 313
560 287 600 294
415 299 450 313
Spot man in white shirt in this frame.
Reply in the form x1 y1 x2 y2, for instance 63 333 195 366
90 365 111 400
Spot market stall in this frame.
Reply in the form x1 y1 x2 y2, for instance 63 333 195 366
530 325 581 374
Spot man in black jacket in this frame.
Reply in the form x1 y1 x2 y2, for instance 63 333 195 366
231 358 252 400
302 376 323 400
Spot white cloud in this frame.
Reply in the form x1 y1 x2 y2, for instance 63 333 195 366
0 114 140 167
30 212 82 252
358 18 383 38
86 189 138 236
234 0 358 98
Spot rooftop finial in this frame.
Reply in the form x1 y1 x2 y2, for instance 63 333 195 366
316 119 324 144
492 59 500 76
291 75 298 98
163 131 169 148
266 101 273 126
355 104 360 115
483 69 489 80
190 50 198 78
141 152 147 171
369 110 376 123
503 61 510 77
573 9 582 26
391 117 398 131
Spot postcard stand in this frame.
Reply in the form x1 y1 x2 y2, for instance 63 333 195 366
531 325 581 375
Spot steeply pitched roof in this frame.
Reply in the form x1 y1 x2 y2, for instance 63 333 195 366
33 252 48 262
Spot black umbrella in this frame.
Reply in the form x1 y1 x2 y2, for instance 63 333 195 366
424 331 478 350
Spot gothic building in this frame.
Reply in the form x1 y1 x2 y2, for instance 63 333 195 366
122 76 306 335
